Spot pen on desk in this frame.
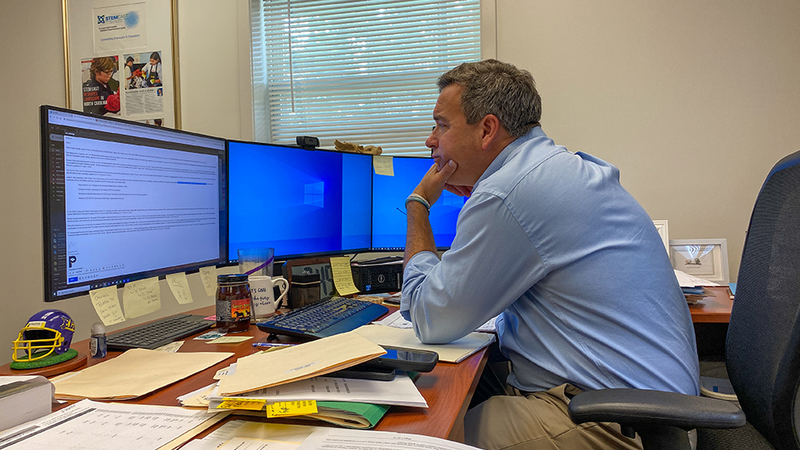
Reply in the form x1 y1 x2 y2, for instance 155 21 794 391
252 342 296 348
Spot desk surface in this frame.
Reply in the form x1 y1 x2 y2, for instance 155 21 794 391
688 286 734 323
2 290 727 441
0 304 487 442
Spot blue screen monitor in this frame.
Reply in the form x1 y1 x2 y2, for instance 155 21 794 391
371 156 466 251
41 106 228 302
228 141 372 260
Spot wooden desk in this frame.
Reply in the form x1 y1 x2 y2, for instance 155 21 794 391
1 304 487 442
688 286 734 323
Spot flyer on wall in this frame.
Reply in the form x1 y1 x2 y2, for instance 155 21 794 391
92 3 147 53
81 50 167 124
65 0 177 127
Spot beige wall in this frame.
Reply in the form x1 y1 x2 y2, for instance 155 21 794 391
1 0 798 365
0 0 248 365
494 0 800 284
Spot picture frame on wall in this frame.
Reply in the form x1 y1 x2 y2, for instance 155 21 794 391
62 0 181 127
669 238 730 284
652 220 669 251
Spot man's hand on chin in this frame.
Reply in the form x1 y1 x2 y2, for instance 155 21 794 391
414 160 458 205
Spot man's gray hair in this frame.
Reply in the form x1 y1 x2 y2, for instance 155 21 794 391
437 59 542 138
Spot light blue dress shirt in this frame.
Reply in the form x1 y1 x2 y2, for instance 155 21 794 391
401 127 699 395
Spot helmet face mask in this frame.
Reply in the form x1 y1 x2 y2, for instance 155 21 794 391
12 310 75 362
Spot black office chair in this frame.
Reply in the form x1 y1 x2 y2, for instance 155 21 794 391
568 150 800 450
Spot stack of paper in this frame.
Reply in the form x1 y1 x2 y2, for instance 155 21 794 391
307 402 390 429
296 427 482 450
182 421 482 450
203 331 413 429
0 375 54 432
0 399 227 449
211 370 427 408
674 270 718 303
217 331 386 395
353 324 495 363
374 310 498 334
209 398 391 430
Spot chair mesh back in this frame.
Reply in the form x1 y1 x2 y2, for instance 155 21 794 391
727 151 800 450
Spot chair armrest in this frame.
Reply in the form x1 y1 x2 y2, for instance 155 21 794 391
568 388 745 430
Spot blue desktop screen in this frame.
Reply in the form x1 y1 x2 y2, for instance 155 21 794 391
372 157 466 250
228 141 372 260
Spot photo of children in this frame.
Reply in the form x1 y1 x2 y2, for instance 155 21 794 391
123 56 137 89
81 56 120 115
124 51 163 90
122 50 166 116
142 51 163 87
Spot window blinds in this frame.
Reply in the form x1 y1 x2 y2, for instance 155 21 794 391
250 0 480 155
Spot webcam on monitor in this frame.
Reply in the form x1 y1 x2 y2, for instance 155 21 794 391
296 135 319 150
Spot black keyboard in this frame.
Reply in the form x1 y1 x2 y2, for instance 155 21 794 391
107 314 214 351
256 296 389 340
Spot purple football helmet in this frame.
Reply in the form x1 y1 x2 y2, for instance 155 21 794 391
12 309 76 362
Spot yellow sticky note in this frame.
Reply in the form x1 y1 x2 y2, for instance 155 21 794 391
266 400 318 418
329 256 360 296
217 398 267 411
89 286 126 326
373 155 394 176
166 272 194 305
123 277 161 319
199 266 218 297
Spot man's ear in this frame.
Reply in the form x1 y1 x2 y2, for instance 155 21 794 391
479 114 503 151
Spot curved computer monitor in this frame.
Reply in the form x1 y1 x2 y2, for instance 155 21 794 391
41 106 228 302
228 140 373 261
371 156 465 251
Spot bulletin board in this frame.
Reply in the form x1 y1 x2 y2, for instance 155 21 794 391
62 0 180 128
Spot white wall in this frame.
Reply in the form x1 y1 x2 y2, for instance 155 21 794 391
177 0 252 139
494 0 800 284
1 0 798 365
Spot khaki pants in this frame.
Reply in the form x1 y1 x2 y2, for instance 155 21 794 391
464 383 643 450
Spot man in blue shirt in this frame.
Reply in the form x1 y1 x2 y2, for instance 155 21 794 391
401 60 699 449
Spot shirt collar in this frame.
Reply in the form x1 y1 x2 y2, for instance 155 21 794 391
475 126 547 187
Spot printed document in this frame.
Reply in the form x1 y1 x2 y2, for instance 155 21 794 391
674 269 719 287
217 438 300 450
375 310 498 333
181 421 480 450
354 324 495 363
0 399 227 450
297 427 481 450
181 420 318 450
210 371 427 408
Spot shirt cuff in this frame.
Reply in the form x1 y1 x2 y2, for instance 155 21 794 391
400 250 440 321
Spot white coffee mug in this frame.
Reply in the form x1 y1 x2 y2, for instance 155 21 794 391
249 275 289 320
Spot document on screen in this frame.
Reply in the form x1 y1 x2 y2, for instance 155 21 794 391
62 134 220 287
